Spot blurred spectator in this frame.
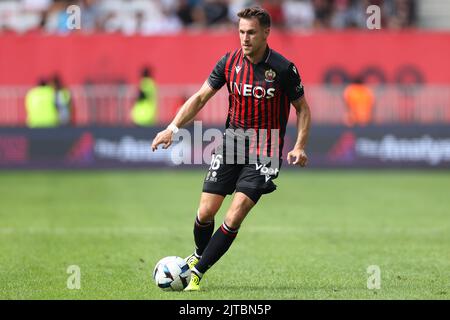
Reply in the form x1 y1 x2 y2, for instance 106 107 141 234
140 1 183 35
283 0 315 30
228 0 246 23
0 0 418 34
79 0 101 32
177 0 198 26
204 0 229 26
131 67 158 126
385 0 416 29
25 78 59 128
343 77 375 127
331 0 364 29
52 74 72 126
44 1 73 34
312 0 333 28
259 0 284 27
176 0 190 25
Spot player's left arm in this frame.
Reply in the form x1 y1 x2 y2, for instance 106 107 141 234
284 63 311 167
287 96 311 167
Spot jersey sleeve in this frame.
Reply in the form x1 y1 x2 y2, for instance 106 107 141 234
284 63 305 102
207 53 228 90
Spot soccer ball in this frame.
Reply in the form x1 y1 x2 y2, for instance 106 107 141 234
153 256 191 291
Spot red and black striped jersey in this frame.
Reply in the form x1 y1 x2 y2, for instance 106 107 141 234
207 46 304 161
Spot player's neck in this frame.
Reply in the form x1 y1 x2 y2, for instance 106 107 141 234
245 44 268 64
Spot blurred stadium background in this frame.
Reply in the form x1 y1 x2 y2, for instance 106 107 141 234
0 0 450 168
0 0 449 299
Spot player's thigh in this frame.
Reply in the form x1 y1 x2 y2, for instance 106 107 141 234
198 192 225 221
224 192 256 229
202 155 242 198
233 164 278 204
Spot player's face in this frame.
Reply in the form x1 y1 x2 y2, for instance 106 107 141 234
239 18 269 57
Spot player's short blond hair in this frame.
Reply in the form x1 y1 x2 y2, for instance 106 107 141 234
237 7 271 28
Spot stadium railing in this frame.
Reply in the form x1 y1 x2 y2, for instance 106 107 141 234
0 84 449 126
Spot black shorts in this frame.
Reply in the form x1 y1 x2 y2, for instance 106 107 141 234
202 154 280 204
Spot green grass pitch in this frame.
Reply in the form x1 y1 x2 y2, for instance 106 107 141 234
0 169 449 299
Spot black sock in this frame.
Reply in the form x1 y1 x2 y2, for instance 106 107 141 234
194 222 238 275
193 213 214 257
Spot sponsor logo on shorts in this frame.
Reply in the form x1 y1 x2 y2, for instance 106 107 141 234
255 163 279 182
206 170 218 182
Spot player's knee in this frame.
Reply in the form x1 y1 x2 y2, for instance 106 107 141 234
224 216 242 230
198 203 219 222
225 207 250 229
224 211 248 229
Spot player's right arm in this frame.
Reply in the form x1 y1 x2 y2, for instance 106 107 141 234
151 81 218 151
151 53 229 152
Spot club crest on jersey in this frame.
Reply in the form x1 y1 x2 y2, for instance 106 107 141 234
265 69 276 82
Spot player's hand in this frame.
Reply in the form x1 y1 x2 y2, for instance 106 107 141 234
287 148 308 167
151 129 173 151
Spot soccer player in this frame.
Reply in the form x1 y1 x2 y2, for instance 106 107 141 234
151 7 311 291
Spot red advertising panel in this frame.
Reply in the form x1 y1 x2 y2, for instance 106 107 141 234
1 31 450 86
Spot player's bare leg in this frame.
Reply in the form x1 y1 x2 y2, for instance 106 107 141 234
185 192 225 270
223 192 255 229
185 192 256 291
198 192 225 222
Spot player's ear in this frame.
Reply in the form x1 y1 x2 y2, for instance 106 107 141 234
264 27 270 39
